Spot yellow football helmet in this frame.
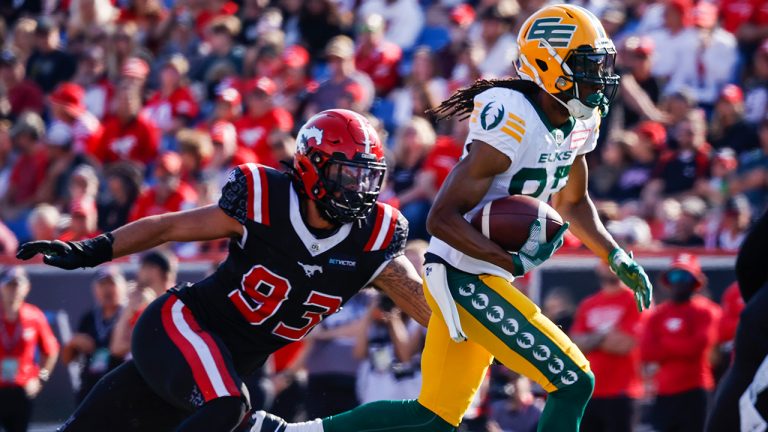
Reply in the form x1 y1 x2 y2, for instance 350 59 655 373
517 4 619 119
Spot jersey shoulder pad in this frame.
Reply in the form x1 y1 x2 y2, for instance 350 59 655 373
363 203 408 259
468 87 530 152
218 163 281 225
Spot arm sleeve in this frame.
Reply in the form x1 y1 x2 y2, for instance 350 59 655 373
218 166 251 225
384 212 409 261
466 88 522 161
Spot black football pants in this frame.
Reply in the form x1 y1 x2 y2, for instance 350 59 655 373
59 293 250 432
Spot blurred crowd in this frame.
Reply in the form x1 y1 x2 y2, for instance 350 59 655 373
0 0 766 256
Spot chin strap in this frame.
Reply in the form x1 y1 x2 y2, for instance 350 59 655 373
548 92 597 120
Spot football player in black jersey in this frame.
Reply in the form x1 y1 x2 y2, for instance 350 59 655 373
16 109 431 432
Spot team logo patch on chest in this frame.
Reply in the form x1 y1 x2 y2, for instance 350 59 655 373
298 262 323 277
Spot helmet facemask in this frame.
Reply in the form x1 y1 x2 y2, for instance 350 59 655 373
314 155 386 225
555 45 620 120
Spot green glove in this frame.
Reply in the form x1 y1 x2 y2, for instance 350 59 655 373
609 248 653 311
511 220 569 277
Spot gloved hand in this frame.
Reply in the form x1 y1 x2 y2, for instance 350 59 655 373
511 220 569 277
16 233 114 270
609 248 653 311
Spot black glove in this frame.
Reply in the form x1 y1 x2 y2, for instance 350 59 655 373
16 233 115 270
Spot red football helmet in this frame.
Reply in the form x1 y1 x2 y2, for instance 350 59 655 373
293 109 386 224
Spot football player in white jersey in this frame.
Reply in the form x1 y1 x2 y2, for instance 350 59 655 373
251 4 653 432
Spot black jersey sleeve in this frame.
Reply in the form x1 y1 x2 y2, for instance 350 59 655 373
218 166 250 225
384 211 409 261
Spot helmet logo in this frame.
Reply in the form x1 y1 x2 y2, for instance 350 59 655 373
480 102 505 131
298 126 324 153
527 17 577 48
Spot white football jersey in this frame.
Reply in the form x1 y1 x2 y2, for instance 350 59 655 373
427 86 601 280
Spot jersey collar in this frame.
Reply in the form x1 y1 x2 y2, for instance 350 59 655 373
523 92 576 143
289 187 352 257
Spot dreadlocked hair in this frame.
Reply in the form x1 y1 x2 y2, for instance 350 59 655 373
427 78 533 122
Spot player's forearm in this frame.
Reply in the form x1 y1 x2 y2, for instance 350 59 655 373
373 256 432 327
110 215 176 258
427 209 516 274
556 194 618 261
112 205 242 258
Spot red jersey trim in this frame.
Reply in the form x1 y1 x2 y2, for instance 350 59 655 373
238 163 270 226
364 203 400 251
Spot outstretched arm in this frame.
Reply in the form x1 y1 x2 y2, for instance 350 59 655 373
371 255 431 327
17 205 243 268
110 205 243 258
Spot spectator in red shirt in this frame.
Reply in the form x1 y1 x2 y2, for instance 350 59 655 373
641 253 722 432
718 0 768 44
355 14 401 96
142 55 199 142
571 264 644 432
206 120 256 191
0 50 44 120
421 119 466 192
73 46 114 120
211 86 243 125
93 85 160 167
49 82 103 155
129 152 198 222
59 197 100 242
234 77 293 169
643 109 710 211
0 266 59 432
1 112 47 240
276 45 314 118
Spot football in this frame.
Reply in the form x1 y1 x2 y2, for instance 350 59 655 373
470 195 565 252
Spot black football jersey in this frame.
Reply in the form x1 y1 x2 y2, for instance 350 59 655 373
174 163 407 372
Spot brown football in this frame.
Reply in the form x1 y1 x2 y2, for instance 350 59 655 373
470 195 565 252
